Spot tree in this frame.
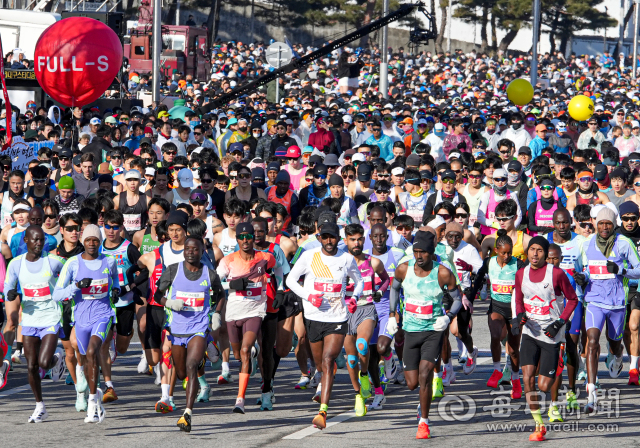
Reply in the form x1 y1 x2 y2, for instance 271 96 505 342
435 0 449 52
454 0 495 51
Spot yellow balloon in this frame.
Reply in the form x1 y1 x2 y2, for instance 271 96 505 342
568 95 595 121
506 79 534 106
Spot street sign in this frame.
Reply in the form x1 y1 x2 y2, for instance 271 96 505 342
266 42 293 68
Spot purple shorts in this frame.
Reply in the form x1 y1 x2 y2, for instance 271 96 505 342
22 323 65 340
168 331 207 347
75 317 113 355
585 303 625 341
372 300 392 344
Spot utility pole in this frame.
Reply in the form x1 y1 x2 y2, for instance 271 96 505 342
531 0 540 87
380 0 389 99
447 0 452 52
152 0 162 102
620 0 626 67
634 0 639 78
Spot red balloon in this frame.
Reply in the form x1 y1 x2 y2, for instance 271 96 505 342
34 17 123 107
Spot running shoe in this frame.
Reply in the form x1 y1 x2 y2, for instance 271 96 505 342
233 397 245 414
432 377 444 399
76 390 88 412
383 356 398 382
0 333 6 360
486 369 502 388
511 379 522 399
313 384 322 403
0 359 9 389
457 348 468 366
250 343 260 378
109 337 117 363
336 351 347 369
137 353 150 374
354 393 367 417
629 368 640 386
529 424 546 442
177 412 191 432
154 365 162 385
66 373 74 386
312 411 327 429
463 346 478 375
548 405 563 422
416 422 431 439
28 406 49 423
51 349 66 382
11 349 22 365
295 374 310 389
368 393 386 410
76 369 88 393
103 386 118 403
360 373 372 399
604 350 613 370
609 355 623 379
292 333 298 351
196 386 210 403
500 362 512 385
577 362 587 382
416 403 421 421
207 340 220 364
256 388 275 405
169 397 176 409
442 366 456 387
85 390 105 423
309 369 321 387
585 389 597 414
566 391 579 410
155 398 174 413
395 370 406 385
260 392 274 411
217 371 232 384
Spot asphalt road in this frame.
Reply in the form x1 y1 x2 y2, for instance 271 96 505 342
1 300 638 447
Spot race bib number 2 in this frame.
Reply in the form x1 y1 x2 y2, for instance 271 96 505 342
23 283 52 301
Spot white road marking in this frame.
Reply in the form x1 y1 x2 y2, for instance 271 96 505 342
283 410 356 439
0 384 31 398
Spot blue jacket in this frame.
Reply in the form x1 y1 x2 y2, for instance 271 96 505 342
528 136 548 160
365 134 395 161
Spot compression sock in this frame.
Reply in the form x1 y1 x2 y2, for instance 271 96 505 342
16 342 23 355
161 384 170 400
273 349 281 376
222 362 230 374
319 403 328 413
631 356 639 370
493 362 501 371
238 373 249 399
374 386 384 395
531 409 543 425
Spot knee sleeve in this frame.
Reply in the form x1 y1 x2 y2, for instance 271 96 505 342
347 354 358 369
356 338 368 356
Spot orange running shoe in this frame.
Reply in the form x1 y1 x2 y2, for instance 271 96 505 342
416 422 431 439
487 369 502 388
103 386 118 403
155 399 174 414
629 368 639 386
312 411 327 429
511 379 522 399
529 424 546 442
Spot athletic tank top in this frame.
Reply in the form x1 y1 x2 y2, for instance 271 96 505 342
229 186 260 202
27 186 52 208
531 200 558 237
119 192 148 232
18 255 60 328
218 228 238 257
402 259 444 333
521 264 565 344
345 255 376 305
488 256 518 303
100 239 134 307
159 240 185 268
462 184 483 226
172 188 192 206
166 261 211 336
141 226 161 255
490 230 526 260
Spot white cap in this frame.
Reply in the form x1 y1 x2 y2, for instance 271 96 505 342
90 117 101 125
124 169 141 180
493 168 508 178
391 167 405 175
352 153 366 162
177 168 194 188
342 115 353 124
145 167 156 176
434 122 445 131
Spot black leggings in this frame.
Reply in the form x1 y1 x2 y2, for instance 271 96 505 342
261 312 278 393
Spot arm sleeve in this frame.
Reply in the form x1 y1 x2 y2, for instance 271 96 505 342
289 193 300 226
127 244 142 268
555 267 579 321
446 288 462 318
346 257 364 298
422 195 435 222
216 257 230 281
53 258 80 302
513 197 523 228
467 257 490 302
476 191 490 227
208 270 225 306
108 257 120 290
514 269 525 315
389 278 402 313
285 251 309 299
3 258 19 293
376 265 390 294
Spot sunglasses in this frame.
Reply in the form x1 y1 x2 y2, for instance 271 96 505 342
33 178 46 183
438 213 451 220
629 159 640 164
372 128 382 131
45 214 57 220
493 177 507 183
579 177 593 183
377 173 390 178
622 216 638 222
104 223 121 230
194 132 202 135
59 157 70 161
201 178 213 184
112 155 122 159
540 185 554 191
452 169 462 174
164 151 177 156
442 178 455 184
469 174 482 179
305 177 314 182
495 215 515 222
342 174 355 180
455 213 469 219
396 225 413 231
63 225 81 232
375 189 390 194
237 173 251 179
314 174 327 180
237 233 254 240
579 222 594 229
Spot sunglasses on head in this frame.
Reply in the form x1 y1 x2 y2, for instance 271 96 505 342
495 215 514 222
237 233 254 240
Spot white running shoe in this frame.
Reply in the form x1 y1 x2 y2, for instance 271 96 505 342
250 343 260 378
609 355 623 379
463 346 478 375
51 349 66 382
76 390 88 412
368 394 386 410
76 369 88 393
137 353 149 374
109 338 117 363
0 360 10 390
154 364 162 386
207 340 220 364
394 370 406 385
84 399 97 423
95 389 106 422
383 355 398 382
232 397 245 414
442 366 456 387
295 374 310 389
28 406 49 423
11 349 22 365
309 369 321 387
312 383 322 403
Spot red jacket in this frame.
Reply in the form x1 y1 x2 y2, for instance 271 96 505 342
308 128 335 151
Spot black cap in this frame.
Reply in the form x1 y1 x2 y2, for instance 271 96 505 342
167 211 189 229
140 137 152 146
313 163 328 177
594 164 608 181
267 162 280 173
73 155 82 166
236 222 255 235
440 169 456 180
319 223 340 238
51 144 64 154
250 121 262 130
507 160 523 172
406 154 421 167
308 155 323 165
518 146 532 156
419 169 433 179
251 168 265 181
59 148 73 158
357 163 372 181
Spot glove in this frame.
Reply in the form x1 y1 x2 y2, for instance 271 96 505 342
272 291 285 310
386 316 398 336
606 261 619 274
229 277 249 291
462 294 472 311
433 315 451 332
121 283 134 294
455 259 472 272
633 292 640 310
347 297 357 314
573 273 588 288
308 293 324 308
6 289 18 302
517 312 528 327
210 312 222 331
543 318 565 339
372 291 382 303
76 278 93 289
110 288 120 304
132 294 145 306
164 298 184 311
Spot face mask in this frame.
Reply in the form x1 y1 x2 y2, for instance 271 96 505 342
190 121 200 129
253 132 261 138
507 171 520 186
512 123 522 130
493 183 507 195
435 130 445 136
239 126 247 133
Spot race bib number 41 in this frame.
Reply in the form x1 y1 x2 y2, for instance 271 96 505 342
176 291 205 311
